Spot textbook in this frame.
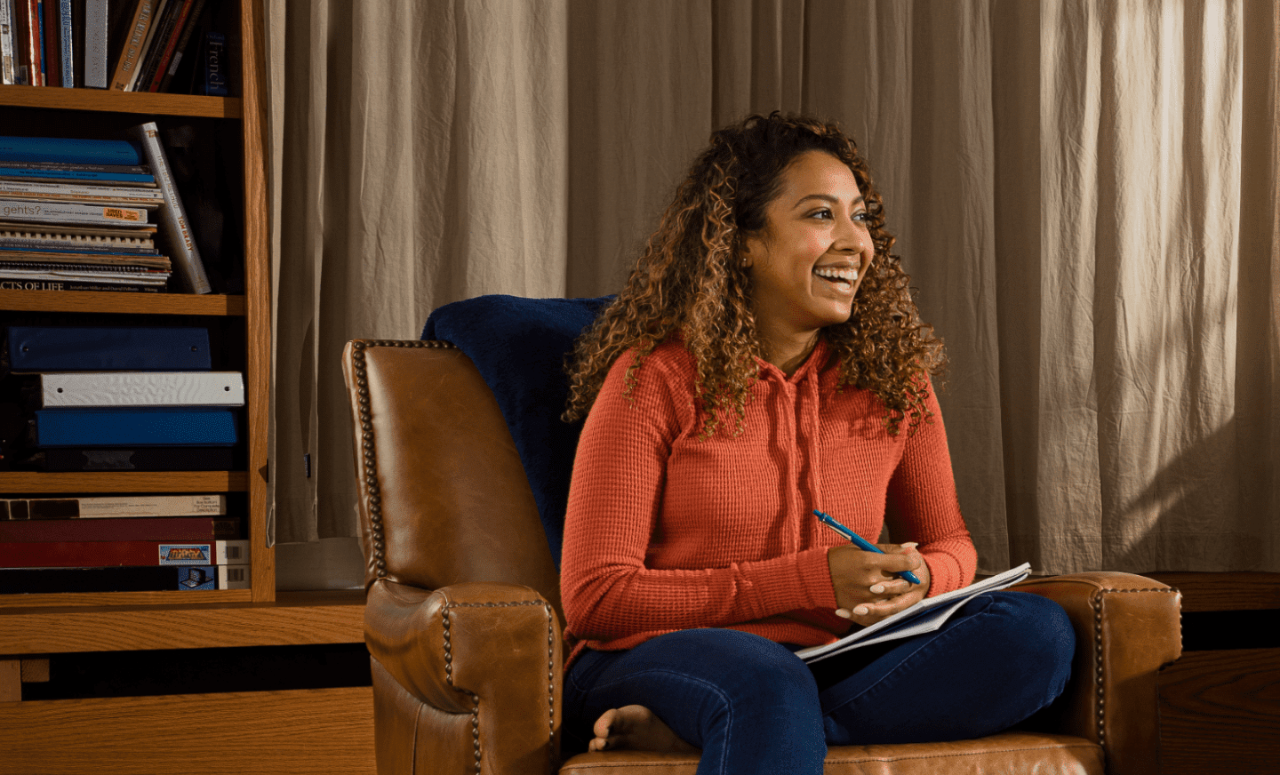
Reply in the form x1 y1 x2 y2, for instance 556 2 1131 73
0 538 248 567
796 563 1033 664
0 493 225 519
0 515 240 541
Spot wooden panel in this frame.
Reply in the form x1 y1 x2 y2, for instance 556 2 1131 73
0 471 248 493
1158 647 1280 775
0 85 241 118
240 0 273 603
0 660 17 702
0 686 375 774
0 290 245 315
1147 572 1280 612
0 591 365 654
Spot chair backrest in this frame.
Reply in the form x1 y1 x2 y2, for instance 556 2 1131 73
343 339 563 616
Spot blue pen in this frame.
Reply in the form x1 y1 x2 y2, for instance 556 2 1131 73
814 510 921 585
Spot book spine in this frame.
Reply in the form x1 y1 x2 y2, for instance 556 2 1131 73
1 0 14 84
35 0 46 84
0 199 147 225
127 122 209 293
122 0 161 90
0 160 149 173
38 371 244 407
0 187 163 210
0 167 156 184
1 493 226 519
36 445 232 471
154 0 197 92
0 268 168 284
0 515 239 541
200 27 222 95
40 0 56 86
0 564 222 593
82 0 105 88
0 279 163 291
56 0 69 85
21 0 40 85
143 0 186 91
0 539 247 567
0 135 143 166
217 564 249 589
0 239 158 255
6 325 212 371
33 407 238 447
107 0 151 90
0 237 157 253
131 0 173 91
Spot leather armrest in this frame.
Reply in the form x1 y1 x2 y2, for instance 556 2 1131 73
364 578 564 772
1013 571 1181 775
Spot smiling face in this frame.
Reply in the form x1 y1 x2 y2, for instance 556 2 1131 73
742 150 875 369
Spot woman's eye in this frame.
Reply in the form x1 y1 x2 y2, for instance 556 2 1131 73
810 209 833 220
853 210 870 223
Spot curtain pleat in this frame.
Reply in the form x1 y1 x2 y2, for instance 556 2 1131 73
265 0 1279 575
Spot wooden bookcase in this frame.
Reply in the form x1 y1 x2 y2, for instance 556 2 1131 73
0 3 370 772
0 0 272 608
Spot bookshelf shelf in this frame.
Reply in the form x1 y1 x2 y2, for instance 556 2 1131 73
0 290 246 315
0 471 249 493
0 85 241 119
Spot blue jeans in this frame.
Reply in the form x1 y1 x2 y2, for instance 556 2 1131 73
563 591 1075 774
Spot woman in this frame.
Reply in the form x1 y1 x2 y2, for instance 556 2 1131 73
559 113 1073 772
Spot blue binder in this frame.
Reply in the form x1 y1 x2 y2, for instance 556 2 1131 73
34 408 239 447
6 327 212 372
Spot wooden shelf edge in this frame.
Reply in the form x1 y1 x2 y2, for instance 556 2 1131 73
0 589 365 654
0 85 242 119
0 289 245 315
0 471 249 493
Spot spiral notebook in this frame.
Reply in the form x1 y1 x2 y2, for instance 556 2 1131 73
797 563 1033 664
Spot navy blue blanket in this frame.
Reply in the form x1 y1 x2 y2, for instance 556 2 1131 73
421 294 612 567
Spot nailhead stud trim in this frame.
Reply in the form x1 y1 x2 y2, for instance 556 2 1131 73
350 339 457 579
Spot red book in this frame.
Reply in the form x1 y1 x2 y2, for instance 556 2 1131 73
17 0 43 86
41 0 58 87
0 516 240 543
145 0 197 92
0 539 247 567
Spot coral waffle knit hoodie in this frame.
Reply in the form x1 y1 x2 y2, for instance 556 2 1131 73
560 338 977 668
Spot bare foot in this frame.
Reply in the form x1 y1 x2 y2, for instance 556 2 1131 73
588 705 698 753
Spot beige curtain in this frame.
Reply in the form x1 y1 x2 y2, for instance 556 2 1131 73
265 0 1279 575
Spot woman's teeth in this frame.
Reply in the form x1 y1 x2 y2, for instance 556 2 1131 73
814 267 857 287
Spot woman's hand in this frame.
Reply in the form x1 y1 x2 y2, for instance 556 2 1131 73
827 543 931 627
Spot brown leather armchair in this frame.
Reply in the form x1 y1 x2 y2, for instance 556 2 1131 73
343 338 1182 775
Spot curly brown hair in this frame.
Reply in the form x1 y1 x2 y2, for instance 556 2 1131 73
563 112 946 437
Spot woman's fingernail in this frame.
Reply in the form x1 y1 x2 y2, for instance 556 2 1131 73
901 542 919 549
835 608 852 619
854 605 869 616
870 584 885 594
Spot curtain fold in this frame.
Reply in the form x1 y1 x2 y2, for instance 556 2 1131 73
265 0 1279 574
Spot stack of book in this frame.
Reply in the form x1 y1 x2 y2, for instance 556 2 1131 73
6 323 244 472
0 493 250 593
0 0 216 93
0 123 210 293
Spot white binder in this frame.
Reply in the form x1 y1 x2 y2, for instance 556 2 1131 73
38 372 245 407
